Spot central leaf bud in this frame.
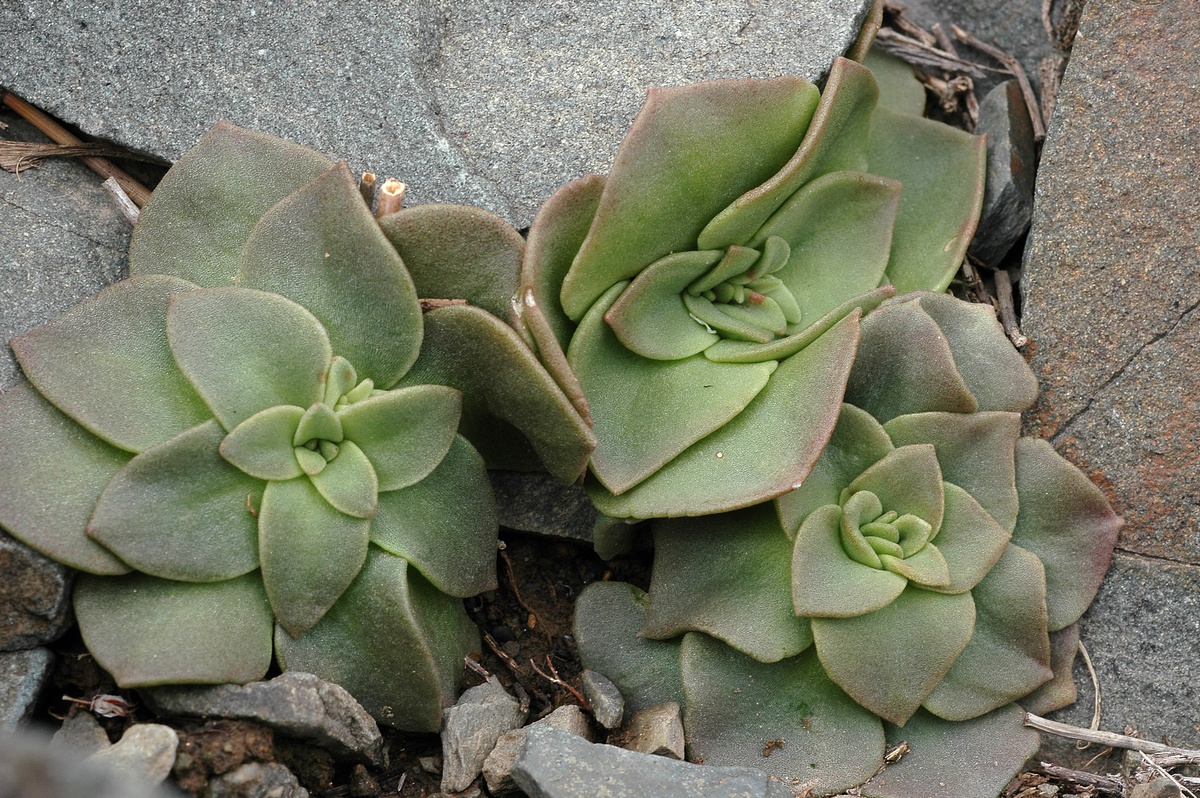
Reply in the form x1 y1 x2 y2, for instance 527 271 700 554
838 489 933 571
681 236 802 343
293 402 345 476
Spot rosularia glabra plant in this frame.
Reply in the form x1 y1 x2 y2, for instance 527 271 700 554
515 55 985 519
575 292 1122 798
0 123 592 732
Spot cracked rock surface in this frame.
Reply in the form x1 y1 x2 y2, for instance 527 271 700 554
0 0 871 228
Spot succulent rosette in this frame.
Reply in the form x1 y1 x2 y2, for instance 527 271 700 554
574 293 1122 798
0 123 588 731
516 56 985 518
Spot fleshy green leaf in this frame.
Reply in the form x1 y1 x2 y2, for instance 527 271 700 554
867 108 986 292
237 162 423 389
884 411 1021 532
750 170 899 322
645 504 812 663
1011 438 1121 631
603 250 723 360
167 287 331 430
681 634 885 796
370 436 498 598
74 571 273 685
864 49 927 117
862 705 1040 798
926 483 1011 594
518 174 604 418
777 403 894 537
259 477 370 636
813 587 976 725
219 405 305 481
573 582 684 714
396 304 595 483
308 440 378 519
792 505 907 618
1021 623 1081 715
378 203 524 322
0 383 130 574
923 544 1052 721
569 283 775 495
129 122 334 286
698 57 875 250
11 275 208 453
294 402 343 445
561 77 821 319
89 420 262 582
275 548 480 731
844 297 978 423
338 386 460 492
590 309 861 519
912 292 1039 413
846 445 945 537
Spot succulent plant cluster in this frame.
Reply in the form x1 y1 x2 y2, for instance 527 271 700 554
0 37 1122 798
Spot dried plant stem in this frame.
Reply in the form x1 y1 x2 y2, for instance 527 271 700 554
2 92 152 206
529 655 590 709
374 178 406 219
1039 55 1064 131
358 171 376 208
992 268 1027 347
950 26 1046 142
1032 762 1123 795
1025 714 1200 758
102 177 140 225
874 28 993 78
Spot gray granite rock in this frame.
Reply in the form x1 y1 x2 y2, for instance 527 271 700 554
512 725 794 798
1131 778 1183 798
0 0 871 228
142 672 382 765
1 727 173 798
0 113 131 391
624 702 685 760
206 762 310 798
581 669 624 730
0 648 53 730
0 533 74 651
87 723 178 785
1040 553 1200 757
50 712 112 756
483 705 592 796
968 80 1035 266
440 678 527 793
489 471 597 542
1021 0 1200 565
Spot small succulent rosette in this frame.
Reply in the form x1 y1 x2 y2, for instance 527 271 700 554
515 56 985 519
0 123 584 731
574 293 1122 798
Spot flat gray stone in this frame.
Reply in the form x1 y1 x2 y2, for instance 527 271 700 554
1 727 174 798
441 679 527 793
581 669 624 730
0 648 53 730
142 672 382 764
484 705 592 796
0 113 131 392
512 725 794 798
0 0 870 228
206 762 310 798
50 712 112 756
968 80 1035 266
1021 0 1200 564
0 533 74 651
489 471 597 542
87 723 178 785
1041 553 1200 757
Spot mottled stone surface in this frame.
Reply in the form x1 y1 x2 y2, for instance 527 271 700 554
0 533 74 651
88 724 179 785
489 471 597 542
483 705 592 796
206 762 310 798
441 679 527 794
0 113 132 391
142 672 383 764
0 0 870 228
1021 0 1200 563
1043 553 1200 754
0 648 53 730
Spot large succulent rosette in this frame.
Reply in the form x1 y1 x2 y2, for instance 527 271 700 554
0 124 586 731
517 56 985 518
574 293 1122 798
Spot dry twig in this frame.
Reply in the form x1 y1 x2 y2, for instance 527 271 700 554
374 178 406 219
0 140 155 174
992 267 1027 347
950 25 1046 142
873 28 994 78
102 176 140 225
2 92 152 206
529 655 590 710
1032 762 1123 795
1026 714 1200 758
